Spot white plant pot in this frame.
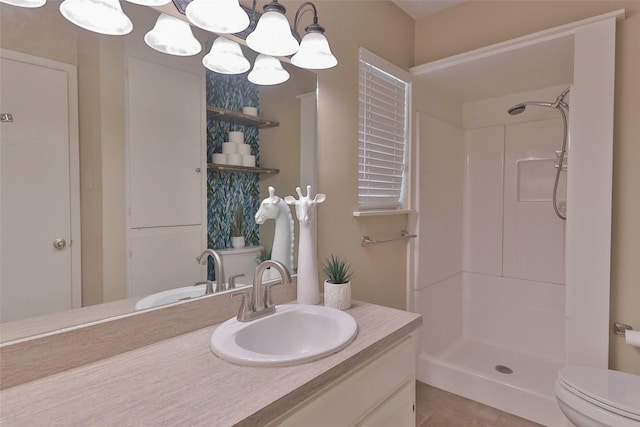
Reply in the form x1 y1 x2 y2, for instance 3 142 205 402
323 280 351 310
231 236 245 248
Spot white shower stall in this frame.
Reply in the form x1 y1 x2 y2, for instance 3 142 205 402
409 11 622 427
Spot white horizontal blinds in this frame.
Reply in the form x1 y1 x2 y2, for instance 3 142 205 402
358 49 410 210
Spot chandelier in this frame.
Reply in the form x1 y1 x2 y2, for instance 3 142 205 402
0 0 338 84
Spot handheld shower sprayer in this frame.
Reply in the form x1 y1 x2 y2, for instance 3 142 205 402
506 87 571 220
507 87 570 116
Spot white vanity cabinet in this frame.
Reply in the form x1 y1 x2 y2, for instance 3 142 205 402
0 300 422 424
268 335 417 427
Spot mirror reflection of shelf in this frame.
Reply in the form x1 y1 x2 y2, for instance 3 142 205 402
207 163 279 174
206 106 279 129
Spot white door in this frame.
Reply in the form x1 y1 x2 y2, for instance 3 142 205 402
0 51 80 322
129 226 203 297
126 56 205 297
128 57 203 229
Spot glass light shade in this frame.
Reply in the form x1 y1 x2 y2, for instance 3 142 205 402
185 0 249 34
124 0 169 6
144 14 201 56
291 31 337 70
246 9 299 57
0 0 46 8
59 0 132 35
248 54 289 85
202 37 250 75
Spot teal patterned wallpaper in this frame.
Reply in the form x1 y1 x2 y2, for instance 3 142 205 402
206 71 261 279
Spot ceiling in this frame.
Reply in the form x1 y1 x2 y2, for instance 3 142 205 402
390 0 467 19
411 33 574 103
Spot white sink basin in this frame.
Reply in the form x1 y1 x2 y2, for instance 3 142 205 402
210 304 358 367
135 284 208 310
135 282 249 310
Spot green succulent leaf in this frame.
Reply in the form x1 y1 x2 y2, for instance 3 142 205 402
322 254 355 284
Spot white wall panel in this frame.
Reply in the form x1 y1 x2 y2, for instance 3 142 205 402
463 127 504 276
503 119 566 284
463 273 565 361
565 18 616 368
414 273 464 357
416 113 464 288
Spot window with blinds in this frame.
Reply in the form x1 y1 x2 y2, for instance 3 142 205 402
358 48 411 211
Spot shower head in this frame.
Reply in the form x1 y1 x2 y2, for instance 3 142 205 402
507 87 571 116
507 100 555 115
508 104 527 115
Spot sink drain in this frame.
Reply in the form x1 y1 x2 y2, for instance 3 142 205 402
495 365 513 374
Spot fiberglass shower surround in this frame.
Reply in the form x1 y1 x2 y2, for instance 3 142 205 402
508 87 571 220
414 85 570 426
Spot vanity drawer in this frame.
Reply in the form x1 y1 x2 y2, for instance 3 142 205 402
270 334 416 427
356 379 415 427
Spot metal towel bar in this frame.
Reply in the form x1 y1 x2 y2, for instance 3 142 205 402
361 231 417 247
614 322 633 336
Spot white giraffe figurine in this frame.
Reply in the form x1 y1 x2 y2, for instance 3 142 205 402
285 185 326 305
255 186 294 276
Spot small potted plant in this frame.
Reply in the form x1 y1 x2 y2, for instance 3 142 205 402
321 254 354 310
255 247 271 264
230 205 245 248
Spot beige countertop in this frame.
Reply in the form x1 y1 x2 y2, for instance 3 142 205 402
0 301 421 426
0 296 139 343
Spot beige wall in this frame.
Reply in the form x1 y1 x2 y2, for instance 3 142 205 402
311 1 415 310
76 33 106 306
414 1 640 374
259 62 317 265
0 3 77 64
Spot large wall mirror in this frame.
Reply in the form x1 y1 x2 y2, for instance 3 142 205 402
0 0 317 342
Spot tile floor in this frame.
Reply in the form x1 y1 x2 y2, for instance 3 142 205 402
416 382 544 426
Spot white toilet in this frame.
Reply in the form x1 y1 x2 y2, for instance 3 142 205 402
217 245 263 284
555 366 640 426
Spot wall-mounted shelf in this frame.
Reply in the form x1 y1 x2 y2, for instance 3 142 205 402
206 106 279 129
207 163 279 175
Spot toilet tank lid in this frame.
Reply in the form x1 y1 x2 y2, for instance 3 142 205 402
216 245 264 255
558 366 640 419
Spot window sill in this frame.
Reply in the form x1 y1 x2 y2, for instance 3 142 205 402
352 209 416 217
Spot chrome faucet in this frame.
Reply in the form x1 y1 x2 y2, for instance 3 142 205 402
194 280 214 295
232 260 292 322
198 249 226 293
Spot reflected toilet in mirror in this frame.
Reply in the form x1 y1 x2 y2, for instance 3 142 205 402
134 246 261 310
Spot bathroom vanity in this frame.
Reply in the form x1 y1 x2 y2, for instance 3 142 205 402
0 291 421 426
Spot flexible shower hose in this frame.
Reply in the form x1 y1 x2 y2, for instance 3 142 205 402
553 107 568 221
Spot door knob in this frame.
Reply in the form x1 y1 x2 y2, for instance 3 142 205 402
53 238 66 249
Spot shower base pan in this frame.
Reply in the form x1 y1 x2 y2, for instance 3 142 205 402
417 338 570 426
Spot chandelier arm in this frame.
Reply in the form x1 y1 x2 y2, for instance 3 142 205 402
250 0 258 26
293 2 317 38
